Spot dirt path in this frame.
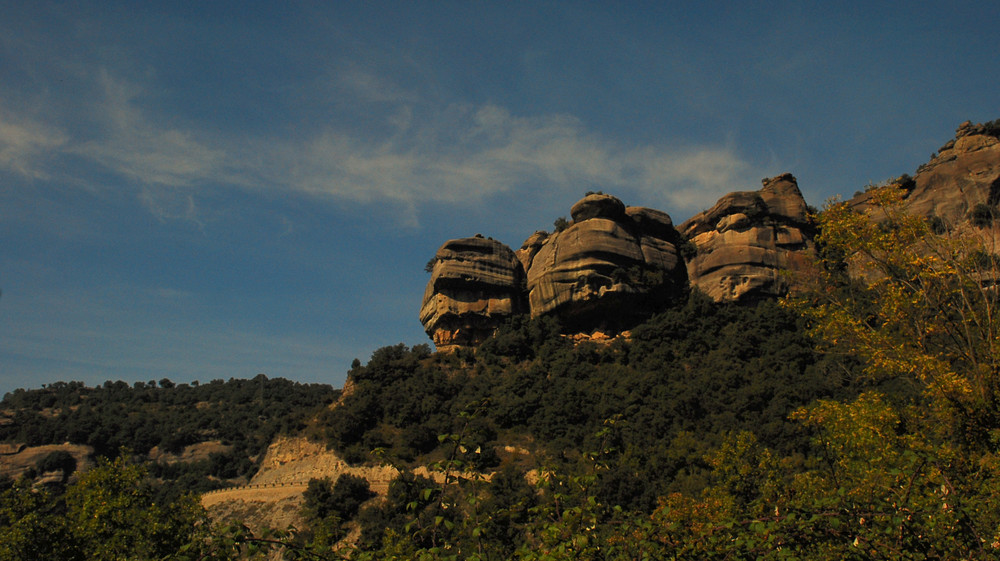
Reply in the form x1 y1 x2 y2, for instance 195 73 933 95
201 483 309 509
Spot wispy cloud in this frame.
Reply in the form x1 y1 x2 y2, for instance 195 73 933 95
0 110 69 180
1 68 759 226
71 70 229 188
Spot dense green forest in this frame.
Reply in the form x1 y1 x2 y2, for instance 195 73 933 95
0 376 339 496
5 185 1000 559
321 294 861 505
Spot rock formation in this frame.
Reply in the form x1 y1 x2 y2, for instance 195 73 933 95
678 173 815 302
849 121 1000 226
419 120 1000 347
420 186 812 348
419 235 527 349
520 194 686 330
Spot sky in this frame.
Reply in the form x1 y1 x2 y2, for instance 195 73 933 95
2 1 998 396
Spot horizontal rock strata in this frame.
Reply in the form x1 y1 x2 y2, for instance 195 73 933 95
419 236 526 349
679 173 815 302
523 194 685 329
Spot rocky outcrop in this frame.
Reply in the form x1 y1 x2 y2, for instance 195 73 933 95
849 121 1000 226
420 186 817 346
679 173 815 302
522 194 686 330
419 236 527 349
0 443 94 483
148 441 232 465
203 436 399 534
420 120 1000 346
419 195 687 348
203 436 473 534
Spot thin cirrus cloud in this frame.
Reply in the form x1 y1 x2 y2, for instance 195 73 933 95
0 111 69 180
1 69 758 224
271 103 756 214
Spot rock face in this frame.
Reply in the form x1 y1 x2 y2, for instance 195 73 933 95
849 121 1000 226
419 185 818 348
418 119 1000 347
679 173 815 302
0 443 94 483
522 194 686 329
419 236 527 349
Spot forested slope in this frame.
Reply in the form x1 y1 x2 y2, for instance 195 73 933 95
0 376 339 495
5 182 1000 559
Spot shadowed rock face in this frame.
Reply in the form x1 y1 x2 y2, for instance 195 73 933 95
419 236 527 349
522 194 685 330
849 121 1000 226
679 173 815 302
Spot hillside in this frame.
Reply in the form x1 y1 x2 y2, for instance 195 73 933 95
0 376 339 499
3 120 1000 559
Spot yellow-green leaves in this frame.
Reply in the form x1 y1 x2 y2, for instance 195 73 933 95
791 184 1000 442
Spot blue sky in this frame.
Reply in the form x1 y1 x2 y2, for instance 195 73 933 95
2 1 998 395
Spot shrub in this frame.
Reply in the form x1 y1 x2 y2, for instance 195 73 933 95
969 203 995 228
37 450 76 474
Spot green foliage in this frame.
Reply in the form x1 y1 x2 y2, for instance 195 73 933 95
305 473 375 523
36 449 76 475
553 216 570 232
982 118 1000 138
0 454 219 561
927 213 947 234
325 292 852 517
0 376 338 494
64 455 203 560
356 470 442 551
894 173 916 192
0 481 73 561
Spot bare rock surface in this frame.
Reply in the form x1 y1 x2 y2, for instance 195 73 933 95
202 436 400 533
419 120 1000 342
419 236 527 349
524 194 685 329
148 440 232 464
0 443 94 482
202 436 458 534
515 231 549 272
570 193 627 222
849 121 1000 227
679 173 815 302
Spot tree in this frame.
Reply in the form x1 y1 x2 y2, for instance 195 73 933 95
0 481 73 561
796 185 1000 443
64 455 204 560
767 184 1000 557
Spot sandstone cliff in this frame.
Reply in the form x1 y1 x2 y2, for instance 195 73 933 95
419 236 527 349
419 120 1000 348
678 173 816 302
522 194 685 330
848 120 1000 226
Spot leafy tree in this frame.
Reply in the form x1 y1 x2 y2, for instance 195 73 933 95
0 481 73 561
798 185 1000 444
304 473 374 522
64 455 204 560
